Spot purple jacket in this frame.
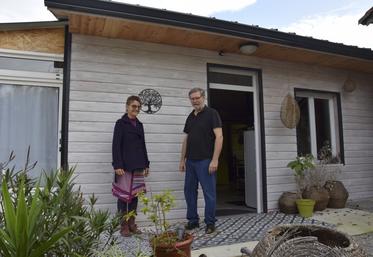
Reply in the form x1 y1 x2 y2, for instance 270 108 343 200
112 114 150 172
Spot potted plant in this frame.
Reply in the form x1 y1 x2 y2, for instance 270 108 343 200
287 155 316 218
301 143 336 211
317 142 349 208
138 190 193 257
302 167 330 211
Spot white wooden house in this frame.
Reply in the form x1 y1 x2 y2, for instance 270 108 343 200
1 0 373 221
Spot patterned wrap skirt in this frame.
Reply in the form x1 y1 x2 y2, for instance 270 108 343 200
112 169 146 203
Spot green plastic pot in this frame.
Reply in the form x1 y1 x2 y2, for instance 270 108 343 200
295 199 315 218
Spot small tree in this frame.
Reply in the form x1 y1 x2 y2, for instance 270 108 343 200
287 155 315 197
138 190 193 256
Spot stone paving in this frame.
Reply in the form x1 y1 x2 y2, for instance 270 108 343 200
118 198 373 256
348 198 373 256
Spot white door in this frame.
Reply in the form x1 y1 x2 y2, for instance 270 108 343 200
244 130 257 208
208 66 263 213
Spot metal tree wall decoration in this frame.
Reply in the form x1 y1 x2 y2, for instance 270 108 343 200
139 89 162 114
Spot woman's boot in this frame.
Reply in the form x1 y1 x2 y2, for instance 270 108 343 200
120 221 131 237
128 216 142 234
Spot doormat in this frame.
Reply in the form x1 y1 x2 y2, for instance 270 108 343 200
312 208 373 236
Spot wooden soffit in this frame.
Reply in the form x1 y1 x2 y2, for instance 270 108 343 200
0 27 65 54
52 10 373 74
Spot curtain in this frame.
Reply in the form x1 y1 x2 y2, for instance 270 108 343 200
0 84 59 179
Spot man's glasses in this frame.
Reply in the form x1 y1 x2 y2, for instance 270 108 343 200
189 96 202 101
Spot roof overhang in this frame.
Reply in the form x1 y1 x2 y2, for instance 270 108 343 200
359 7 373 25
0 20 67 31
45 0 373 74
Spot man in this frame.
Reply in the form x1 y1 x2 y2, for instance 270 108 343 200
179 87 223 234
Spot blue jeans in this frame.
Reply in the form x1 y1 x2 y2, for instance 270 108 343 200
184 159 217 225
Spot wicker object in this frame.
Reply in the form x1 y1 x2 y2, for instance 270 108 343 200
250 224 367 257
280 94 300 129
343 77 357 92
278 192 298 214
302 187 330 211
325 180 349 208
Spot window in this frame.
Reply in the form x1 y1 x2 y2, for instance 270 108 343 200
0 84 59 178
295 90 343 162
0 49 63 178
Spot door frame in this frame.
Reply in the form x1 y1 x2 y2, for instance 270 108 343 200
206 63 267 213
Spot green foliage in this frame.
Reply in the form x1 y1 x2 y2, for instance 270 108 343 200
138 190 178 246
0 177 71 257
0 152 121 256
37 169 121 256
287 155 315 177
287 155 315 196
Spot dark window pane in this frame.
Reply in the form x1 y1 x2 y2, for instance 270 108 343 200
296 97 311 156
314 98 331 158
209 72 253 86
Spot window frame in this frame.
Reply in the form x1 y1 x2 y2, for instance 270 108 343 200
294 88 344 164
0 48 63 170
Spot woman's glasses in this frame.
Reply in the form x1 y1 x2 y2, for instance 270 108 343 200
130 104 141 109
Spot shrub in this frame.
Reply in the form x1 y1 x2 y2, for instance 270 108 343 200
287 155 315 197
0 151 121 256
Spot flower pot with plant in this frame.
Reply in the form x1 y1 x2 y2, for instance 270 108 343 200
317 141 349 208
138 190 193 257
287 155 316 218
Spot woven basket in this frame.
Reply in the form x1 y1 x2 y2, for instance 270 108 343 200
278 192 299 214
325 180 349 208
250 224 367 257
302 187 330 211
280 94 300 129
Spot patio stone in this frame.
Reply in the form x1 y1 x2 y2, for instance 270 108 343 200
116 198 373 256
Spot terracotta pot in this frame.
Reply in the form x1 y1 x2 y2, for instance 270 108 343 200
278 192 299 214
151 232 193 257
303 187 330 211
325 180 349 208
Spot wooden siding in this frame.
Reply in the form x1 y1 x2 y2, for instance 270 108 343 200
0 28 64 54
69 34 373 219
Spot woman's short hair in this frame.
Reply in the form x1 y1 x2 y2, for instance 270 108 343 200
126 95 141 106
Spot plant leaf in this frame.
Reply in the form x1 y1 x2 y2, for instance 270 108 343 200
29 227 72 257
1 180 17 245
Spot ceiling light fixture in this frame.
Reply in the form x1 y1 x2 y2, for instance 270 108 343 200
239 42 259 55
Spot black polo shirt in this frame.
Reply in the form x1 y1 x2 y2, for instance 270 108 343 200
183 105 222 160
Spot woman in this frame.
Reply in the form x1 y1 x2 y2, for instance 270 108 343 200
112 95 149 237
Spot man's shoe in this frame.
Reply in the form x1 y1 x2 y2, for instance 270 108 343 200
205 224 216 234
185 222 199 230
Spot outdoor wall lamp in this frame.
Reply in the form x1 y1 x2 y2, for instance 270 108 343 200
239 42 259 54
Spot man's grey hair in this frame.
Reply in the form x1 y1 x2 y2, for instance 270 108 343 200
188 87 205 97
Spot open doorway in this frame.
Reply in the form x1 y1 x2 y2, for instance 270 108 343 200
207 64 262 216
